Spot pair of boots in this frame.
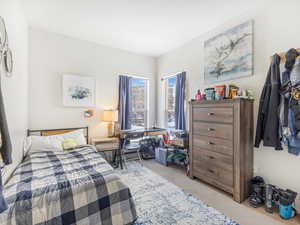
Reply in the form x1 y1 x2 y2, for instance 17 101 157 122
249 176 265 208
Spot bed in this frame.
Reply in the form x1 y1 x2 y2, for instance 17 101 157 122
0 127 137 225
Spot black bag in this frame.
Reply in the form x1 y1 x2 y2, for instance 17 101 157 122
139 138 157 159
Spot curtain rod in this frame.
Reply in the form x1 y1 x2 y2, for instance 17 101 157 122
160 71 185 81
121 74 150 80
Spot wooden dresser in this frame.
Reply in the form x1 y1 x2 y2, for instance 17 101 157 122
189 99 253 203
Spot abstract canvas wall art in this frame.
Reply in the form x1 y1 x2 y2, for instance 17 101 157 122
204 20 253 83
62 74 96 107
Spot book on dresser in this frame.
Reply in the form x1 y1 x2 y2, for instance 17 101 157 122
189 98 254 203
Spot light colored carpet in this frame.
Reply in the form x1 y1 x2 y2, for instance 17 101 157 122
142 160 288 225
116 162 238 225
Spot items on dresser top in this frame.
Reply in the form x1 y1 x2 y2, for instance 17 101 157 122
195 89 204 101
189 99 254 203
214 85 226 100
194 85 253 102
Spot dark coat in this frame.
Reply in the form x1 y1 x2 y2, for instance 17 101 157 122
254 54 282 150
0 79 12 164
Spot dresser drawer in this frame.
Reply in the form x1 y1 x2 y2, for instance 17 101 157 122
193 122 233 140
193 170 234 194
193 107 233 123
193 149 233 171
193 135 233 156
193 152 233 189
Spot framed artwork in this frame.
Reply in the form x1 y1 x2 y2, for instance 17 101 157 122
204 20 253 83
62 74 96 107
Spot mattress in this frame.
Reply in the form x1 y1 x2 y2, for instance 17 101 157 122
0 146 136 225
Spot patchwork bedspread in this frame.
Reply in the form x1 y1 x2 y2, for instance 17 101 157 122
0 146 136 225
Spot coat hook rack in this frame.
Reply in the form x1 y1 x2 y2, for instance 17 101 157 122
270 48 300 64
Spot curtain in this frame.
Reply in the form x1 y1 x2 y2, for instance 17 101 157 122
0 78 12 212
0 82 12 164
118 75 132 130
175 72 186 130
0 173 7 213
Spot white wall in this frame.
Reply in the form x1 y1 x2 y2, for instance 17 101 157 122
157 1 300 208
28 28 156 139
0 0 28 182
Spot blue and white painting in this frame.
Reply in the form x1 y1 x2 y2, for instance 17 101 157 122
63 74 95 107
204 20 253 83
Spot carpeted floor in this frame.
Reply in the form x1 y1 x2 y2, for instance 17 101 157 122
116 162 238 225
141 160 288 225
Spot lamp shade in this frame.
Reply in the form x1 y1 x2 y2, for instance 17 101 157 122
102 109 118 122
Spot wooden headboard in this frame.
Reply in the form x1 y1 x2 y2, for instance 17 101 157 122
27 127 89 143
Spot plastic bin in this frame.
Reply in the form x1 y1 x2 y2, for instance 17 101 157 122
155 147 172 166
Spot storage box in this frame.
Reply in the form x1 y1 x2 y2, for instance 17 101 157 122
155 147 173 166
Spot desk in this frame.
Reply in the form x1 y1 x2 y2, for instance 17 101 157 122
117 128 167 169
119 128 167 138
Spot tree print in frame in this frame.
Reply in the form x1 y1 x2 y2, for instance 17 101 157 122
62 74 96 107
204 20 253 83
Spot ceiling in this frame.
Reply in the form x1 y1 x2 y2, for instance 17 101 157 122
21 0 265 57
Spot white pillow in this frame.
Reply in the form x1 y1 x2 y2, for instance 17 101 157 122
27 135 62 153
25 129 87 154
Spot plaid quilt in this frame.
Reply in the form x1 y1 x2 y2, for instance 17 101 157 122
0 146 136 225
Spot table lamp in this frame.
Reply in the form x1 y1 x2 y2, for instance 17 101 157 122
102 109 118 137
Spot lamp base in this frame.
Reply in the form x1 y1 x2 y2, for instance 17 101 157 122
107 122 114 137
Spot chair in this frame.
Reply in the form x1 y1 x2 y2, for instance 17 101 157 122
121 131 144 167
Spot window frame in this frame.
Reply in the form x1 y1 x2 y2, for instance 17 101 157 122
164 75 177 129
131 77 149 129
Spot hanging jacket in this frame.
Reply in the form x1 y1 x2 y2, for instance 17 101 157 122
0 78 12 164
254 54 282 150
279 51 300 140
279 70 291 137
285 48 299 73
289 58 300 138
290 58 300 86
0 77 12 213
278 49 300 138
285 109 300 155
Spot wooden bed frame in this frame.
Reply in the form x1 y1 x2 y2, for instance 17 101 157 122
27 127 89 143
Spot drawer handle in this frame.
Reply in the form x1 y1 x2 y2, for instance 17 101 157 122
207 112 214 116
207 128 215 131
209 156 215 160
207 141 214 145
208 169 215 174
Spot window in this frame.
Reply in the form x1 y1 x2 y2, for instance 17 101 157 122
165 76 177 128
131 78 149 129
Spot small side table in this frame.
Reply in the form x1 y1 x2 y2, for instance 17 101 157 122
91 137 119 164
